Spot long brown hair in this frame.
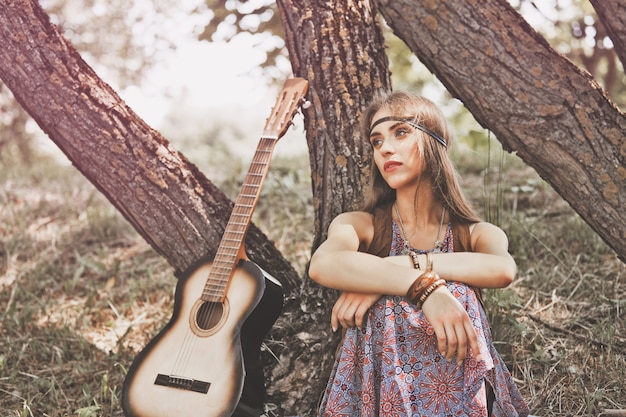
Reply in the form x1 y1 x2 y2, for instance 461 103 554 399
361 91 480 225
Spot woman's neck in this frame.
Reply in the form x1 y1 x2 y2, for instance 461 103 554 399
394 184 443 229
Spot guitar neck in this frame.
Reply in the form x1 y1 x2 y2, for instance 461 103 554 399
198 77 309 303
202 135 278 302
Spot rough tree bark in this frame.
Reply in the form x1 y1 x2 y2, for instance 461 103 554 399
2 0 626 415
272 0 625 413
591 0 626 70
277 1 391 249
264 0 391 412
375 0 626 262
0 0 300 291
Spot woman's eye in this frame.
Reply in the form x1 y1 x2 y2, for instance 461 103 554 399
371 138 383 148
395 128 409 138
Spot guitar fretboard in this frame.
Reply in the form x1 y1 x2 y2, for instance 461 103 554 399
201 136 278 302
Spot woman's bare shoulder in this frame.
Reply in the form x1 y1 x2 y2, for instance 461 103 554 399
328 211 375 248
469 221 510 253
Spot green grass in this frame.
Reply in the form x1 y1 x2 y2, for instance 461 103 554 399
1 140 624 416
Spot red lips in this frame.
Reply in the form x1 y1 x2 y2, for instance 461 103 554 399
384 160 402 172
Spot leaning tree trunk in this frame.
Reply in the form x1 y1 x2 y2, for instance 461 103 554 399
376 0 626 262
266 0 392 414
0 0 300 290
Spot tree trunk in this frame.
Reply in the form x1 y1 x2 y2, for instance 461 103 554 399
3 0 626 415
590 0 626 71
277 0 392 250
0 0 300 291
263 0 392 413
375 0 626 262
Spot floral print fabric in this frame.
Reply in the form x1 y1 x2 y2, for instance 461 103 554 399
317 223 529 417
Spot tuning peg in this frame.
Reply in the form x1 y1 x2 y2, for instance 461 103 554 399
301 100 312 109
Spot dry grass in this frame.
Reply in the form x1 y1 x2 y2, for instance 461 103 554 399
0 144 624 416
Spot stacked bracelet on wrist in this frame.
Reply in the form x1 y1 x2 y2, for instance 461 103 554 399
405 252 446 306
408 251 421 269
419 277 446 303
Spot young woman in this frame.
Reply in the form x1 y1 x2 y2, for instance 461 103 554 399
308 92 529 416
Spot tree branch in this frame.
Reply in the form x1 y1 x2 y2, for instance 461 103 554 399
375 0 626 262
0 0 300 290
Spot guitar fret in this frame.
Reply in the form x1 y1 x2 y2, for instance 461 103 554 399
212 259 235 266
202 288 224 295
226 221 249 226
196 78 307 306
213 255 236 263
202 293 223 298
204 283 226 291
227 217 249 223
210 267 232 274
219 244 240 251
218 248 240 253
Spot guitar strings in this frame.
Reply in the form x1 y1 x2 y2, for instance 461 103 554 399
170 138 274 378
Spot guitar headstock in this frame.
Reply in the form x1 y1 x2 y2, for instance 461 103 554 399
263 78 309 139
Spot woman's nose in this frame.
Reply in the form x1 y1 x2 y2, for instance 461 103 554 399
379 139 394 154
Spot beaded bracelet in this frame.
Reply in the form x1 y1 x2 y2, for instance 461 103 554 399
419 278 447 304
406 252 446 306
406 271 439 305
408 251 421 269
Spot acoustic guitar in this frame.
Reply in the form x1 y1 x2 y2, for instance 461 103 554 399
122 78 309 417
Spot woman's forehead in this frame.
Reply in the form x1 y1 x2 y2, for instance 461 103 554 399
369 111 412 136
370 110 398 132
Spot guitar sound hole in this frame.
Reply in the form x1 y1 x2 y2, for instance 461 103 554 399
195 301 224 331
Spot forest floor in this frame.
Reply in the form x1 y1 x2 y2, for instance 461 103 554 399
0 147 625 417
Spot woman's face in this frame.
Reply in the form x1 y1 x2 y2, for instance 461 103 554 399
369 109 425 191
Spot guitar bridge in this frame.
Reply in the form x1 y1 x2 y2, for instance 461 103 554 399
154 373 210 394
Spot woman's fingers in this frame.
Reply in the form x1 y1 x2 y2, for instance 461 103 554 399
443 322 458 361
464 317 483 362
331 292 381 331
423 287 483 364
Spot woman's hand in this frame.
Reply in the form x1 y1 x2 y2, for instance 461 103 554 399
421 286 483 364
331 291 381 332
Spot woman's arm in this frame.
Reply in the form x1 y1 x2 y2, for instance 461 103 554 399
308 211 419 295
310 212 484 364
426 222 517 288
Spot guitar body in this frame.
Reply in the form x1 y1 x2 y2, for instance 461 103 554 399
122 259 265 417
122 77 308 417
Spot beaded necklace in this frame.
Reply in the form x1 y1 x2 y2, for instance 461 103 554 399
393 201 445 255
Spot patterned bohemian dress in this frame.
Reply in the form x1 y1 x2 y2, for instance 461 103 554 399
317 222 530 417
